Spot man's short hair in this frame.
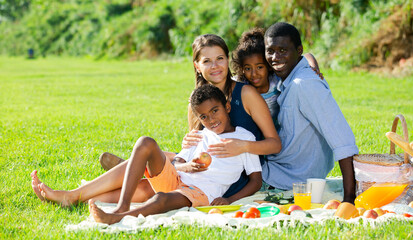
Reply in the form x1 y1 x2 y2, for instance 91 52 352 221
264 22 302 48
190 84 227 111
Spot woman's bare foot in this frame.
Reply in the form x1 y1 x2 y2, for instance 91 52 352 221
31 170 45 201
89 200 126 224
37 180 76 207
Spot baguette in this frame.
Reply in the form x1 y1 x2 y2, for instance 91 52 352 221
385 132 413 157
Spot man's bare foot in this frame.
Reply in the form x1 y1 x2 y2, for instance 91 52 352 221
38 181 76 207
31 170 45 201
89 200 126 224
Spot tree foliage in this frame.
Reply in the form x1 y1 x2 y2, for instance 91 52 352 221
0 0 411 69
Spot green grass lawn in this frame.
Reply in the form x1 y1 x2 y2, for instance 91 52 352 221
0 56 412 239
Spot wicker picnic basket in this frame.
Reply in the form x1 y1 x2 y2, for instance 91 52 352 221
353 114 413 195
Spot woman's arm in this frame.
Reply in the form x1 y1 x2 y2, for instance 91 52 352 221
240 85 282 155
207 85 281 157
210 172 262 205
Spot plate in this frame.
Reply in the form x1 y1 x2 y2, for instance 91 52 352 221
257 206 280 218
195 205 242 213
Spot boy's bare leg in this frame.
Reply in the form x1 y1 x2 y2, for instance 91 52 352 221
100 151 177 171
112 136 167 213
90 191 191 224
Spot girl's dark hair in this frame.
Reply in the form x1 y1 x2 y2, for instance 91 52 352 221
192 34 233 100
231 28 272 82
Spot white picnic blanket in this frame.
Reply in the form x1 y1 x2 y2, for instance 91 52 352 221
65 177 413 232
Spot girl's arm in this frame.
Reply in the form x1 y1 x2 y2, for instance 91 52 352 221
304 53 319 70
208 85 281 157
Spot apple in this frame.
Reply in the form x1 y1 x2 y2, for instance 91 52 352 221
408 201 413 208
357 207 366 216
323 199 341 209
208 208 223 214
373 208 385 216
363 209 378 219
288 205 303 215
277 205 289 214
195 152 212 168
232 211 244 218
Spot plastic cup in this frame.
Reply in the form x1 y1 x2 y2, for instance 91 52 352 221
307 178 326 203
293 182 311 209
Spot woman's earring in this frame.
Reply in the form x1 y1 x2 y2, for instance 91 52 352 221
198 72 202 77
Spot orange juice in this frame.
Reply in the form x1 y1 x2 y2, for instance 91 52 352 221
354 183 408 209
294 193 311 209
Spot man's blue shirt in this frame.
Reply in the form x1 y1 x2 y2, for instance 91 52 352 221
262 57 359 190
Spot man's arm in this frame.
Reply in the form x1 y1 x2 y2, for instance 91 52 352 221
339 156 356 203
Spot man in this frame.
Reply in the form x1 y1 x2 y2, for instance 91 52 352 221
263 22 358 203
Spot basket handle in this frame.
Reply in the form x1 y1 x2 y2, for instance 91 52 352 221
390 114 410 163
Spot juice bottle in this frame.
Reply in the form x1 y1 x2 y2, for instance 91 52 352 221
354 183 408 209
294 193 311 209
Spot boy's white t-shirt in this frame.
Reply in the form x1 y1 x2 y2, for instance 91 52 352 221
176 126 261 203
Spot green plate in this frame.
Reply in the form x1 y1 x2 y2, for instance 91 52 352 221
195 205 242 213
257 206 280 218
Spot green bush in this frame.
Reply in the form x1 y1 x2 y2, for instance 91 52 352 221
0 0 411 69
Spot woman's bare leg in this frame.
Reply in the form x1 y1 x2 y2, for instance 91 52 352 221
90 179 155 204
32 159 130 206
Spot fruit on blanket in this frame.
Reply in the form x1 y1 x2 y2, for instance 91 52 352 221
334 202 359 219
246 207 261 218
288 205 303 215
373 208 385 216
357 207 366 216
208 208 223 214
233 211 244 218
363 209 378 219
403 213 413 218
408 201 413 208
277 205 289 214
323 199 341 209
242 211 257 219
195 152 212 168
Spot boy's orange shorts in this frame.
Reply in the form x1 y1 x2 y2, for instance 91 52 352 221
144 158 209 207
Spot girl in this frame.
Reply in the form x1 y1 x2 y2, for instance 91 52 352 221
231 28 321 130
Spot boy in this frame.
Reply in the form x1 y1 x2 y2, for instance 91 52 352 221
262 22 358 203
89 84 262 224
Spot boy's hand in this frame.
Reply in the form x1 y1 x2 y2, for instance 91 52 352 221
182 130 202 149
207 138 247 158
175 158 207 173
210 197 230 205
